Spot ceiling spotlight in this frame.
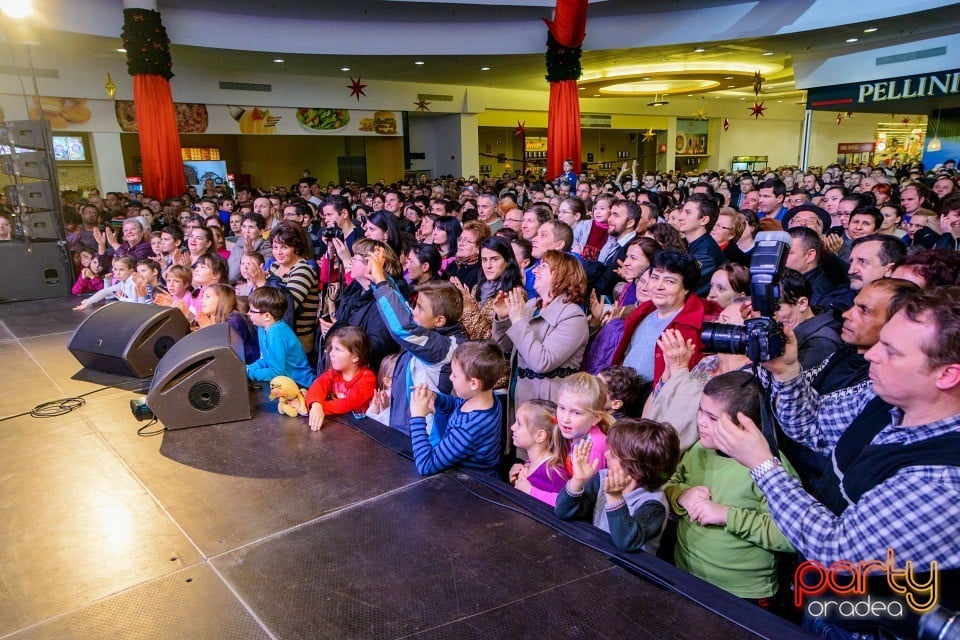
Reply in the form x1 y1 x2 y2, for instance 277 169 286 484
724 76 733 80
694 48 705 53
593 93 601 97
846 38 859 43
864 27 878 33
727 85 735 88
340 67 350 72
0 0 32 19
414 61 425 65
273 58 284 63
642 76 651 81
763 51 774 56
647 94 669 107
578 86 585 90
480 66 490 71
116 48 126 53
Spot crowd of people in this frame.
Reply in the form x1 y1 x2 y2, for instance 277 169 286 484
60 159 960 639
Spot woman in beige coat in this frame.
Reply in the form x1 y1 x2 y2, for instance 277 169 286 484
492 250 589 406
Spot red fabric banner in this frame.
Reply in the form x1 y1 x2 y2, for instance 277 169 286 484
546 0 588 180
547 80 582 181
133 75 185 200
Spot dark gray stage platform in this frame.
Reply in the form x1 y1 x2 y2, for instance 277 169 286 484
0 298 807 639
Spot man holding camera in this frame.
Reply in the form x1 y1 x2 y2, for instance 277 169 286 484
712 286 960 639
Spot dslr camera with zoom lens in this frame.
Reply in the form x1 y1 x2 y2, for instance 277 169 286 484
701 231 792 363
322 225 344 241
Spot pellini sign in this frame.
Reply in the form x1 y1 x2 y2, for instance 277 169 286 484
807 68 960 110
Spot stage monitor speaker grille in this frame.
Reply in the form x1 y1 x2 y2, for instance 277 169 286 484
68 303 190 378
147 323 251 430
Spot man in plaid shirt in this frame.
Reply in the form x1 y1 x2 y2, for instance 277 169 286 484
712 286 960 639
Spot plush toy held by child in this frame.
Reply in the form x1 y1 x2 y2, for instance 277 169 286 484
269 376 308 417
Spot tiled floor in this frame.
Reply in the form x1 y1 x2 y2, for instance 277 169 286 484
0 298 803 639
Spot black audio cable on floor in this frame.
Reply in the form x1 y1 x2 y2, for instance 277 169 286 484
0 386 113 422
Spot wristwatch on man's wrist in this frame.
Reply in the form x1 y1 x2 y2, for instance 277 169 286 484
749 457 782 483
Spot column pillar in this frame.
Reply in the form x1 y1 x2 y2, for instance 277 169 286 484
89 132 127 194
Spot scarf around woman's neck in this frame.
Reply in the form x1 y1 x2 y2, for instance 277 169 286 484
455 253 478 267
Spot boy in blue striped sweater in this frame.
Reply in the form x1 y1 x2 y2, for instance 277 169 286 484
408 340 504 476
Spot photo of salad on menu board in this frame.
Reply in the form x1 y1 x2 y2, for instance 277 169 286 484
296 108 350 131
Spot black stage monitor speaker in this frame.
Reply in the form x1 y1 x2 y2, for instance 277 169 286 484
68 303 189 378
146 323 252 430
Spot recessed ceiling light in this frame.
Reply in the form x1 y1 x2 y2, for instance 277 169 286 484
864 27 877 33
578 87 585 90
846 38 859 43
480 67 490 71
724 76 733 80
642 76 651 80
763 51 774 56
116 48 126 53
727 85 735 88
694 48 705 53
777 100 783 103
714 96 721 99
414 61 425 65
273 58 284 63
340 67 350 72
740 97 747 101
593 93 600 97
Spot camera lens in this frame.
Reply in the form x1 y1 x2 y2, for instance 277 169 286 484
701 322 748 355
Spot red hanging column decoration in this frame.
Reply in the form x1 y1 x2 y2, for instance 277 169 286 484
543 0 588 181
122 9 185 201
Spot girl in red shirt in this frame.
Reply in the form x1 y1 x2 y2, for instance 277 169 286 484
305 326 376 431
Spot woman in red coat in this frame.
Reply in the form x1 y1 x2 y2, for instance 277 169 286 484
610 250 722 388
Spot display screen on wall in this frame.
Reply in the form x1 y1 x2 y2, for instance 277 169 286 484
52 136 86 162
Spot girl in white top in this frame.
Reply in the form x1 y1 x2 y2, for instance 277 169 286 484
73 256 142 310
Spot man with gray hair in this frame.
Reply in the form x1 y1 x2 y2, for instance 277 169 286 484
477 193 502 232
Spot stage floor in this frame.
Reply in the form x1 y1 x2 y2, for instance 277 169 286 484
0 297 805 639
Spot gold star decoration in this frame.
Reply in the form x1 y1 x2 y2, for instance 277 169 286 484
901 117 911 124
514 120 527 137
694 107 707 121
347 77 367 102
641 128 656 142
753 70 763 95
414 98 431 113
836 112 843 125
723 117 730 132
749 101 767 119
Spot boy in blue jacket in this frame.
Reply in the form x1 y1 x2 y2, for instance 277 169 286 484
245 286 315 389
367 247 465 441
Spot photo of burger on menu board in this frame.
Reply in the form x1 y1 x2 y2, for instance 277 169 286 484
359 111 397 134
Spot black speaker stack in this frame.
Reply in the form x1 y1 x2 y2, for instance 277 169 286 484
0 119 73 302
